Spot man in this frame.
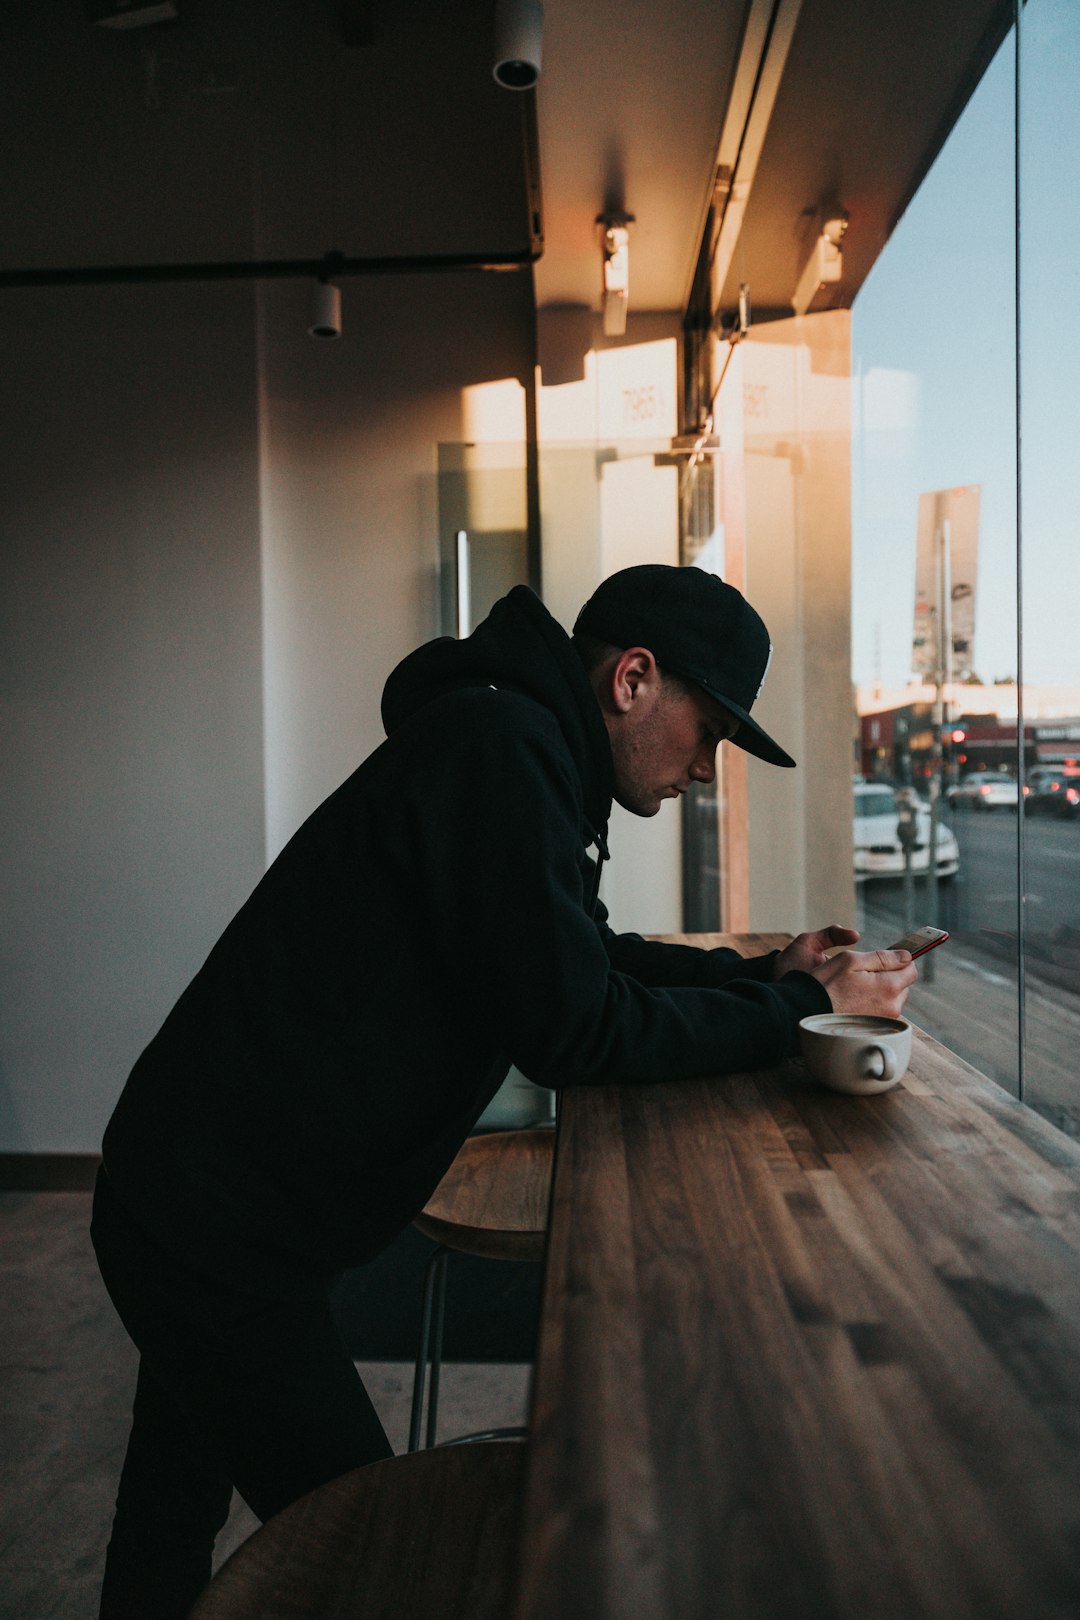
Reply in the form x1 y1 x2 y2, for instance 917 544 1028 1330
92 564 915 1616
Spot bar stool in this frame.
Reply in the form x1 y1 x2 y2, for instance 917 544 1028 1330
409 1125 554 1450
187 1440 524 1619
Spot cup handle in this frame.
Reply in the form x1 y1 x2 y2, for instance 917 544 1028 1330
859 1043 899 1082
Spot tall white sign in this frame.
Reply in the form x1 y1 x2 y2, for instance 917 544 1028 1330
913 485 981 679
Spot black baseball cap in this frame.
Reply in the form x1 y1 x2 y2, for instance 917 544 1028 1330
573 564 795 768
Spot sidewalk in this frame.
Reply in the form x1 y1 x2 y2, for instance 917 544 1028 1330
857 893 1080 1121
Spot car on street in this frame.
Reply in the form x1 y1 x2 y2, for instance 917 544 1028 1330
1023 767 1080 818
853 781 960 882
947 771 1019 811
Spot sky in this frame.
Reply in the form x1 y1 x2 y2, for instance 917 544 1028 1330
850 0 1080 693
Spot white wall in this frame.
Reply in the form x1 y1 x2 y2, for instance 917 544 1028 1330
0 282 265 1152
257 271 534 854
0 271 535 1153
739 312 856 932
537 313 686 934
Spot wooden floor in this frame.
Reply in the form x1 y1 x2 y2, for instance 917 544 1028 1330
0 1191 530 1620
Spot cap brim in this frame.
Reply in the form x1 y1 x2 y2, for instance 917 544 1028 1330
700 686 796 769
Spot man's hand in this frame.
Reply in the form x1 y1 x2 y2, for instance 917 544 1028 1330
773 924 861 978
804 947 917 1020
774 924 917 1019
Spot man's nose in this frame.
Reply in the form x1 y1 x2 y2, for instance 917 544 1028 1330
690 750 716 784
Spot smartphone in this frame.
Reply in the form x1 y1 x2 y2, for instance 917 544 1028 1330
888 925 949 959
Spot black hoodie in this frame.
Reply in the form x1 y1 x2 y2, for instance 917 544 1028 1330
101 587 829 1295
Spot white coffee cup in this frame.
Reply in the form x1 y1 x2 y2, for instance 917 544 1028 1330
798 1013 912 1095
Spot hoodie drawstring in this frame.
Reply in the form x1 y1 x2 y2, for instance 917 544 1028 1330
586 826 610 917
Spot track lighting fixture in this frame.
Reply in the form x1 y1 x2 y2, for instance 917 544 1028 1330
791 215 848 316
309 278 342 340
493 0 544 90
598 213 633 337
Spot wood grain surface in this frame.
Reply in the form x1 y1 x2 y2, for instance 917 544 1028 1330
515 933 1080 1619
189 1441 525 1619
413 1126 554 1262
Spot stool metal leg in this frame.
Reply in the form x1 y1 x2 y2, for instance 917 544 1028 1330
426 1248 448 1449
441 1424 529 1445
409 1245 448 1452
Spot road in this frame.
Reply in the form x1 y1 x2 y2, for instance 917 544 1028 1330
855 807 1080 1127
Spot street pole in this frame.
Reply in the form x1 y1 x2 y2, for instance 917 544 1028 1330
898 793 917 931
926 509 951 984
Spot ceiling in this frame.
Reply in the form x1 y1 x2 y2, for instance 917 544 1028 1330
0 0 1012 325
535 0 1013 322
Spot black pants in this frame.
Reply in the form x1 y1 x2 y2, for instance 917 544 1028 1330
91 1167 393 1619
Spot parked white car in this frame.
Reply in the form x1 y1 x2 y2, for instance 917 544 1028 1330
947 771 1019 811
853 782 960 882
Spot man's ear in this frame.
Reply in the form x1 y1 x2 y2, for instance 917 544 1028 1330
608 647 660 715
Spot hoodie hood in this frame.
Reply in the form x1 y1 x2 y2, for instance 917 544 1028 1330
381 586 614 845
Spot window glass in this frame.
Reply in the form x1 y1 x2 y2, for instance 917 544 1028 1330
1018 0 1080 1133
851 30 1021 1094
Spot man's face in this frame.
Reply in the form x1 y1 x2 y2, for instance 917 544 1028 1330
607 668 739 817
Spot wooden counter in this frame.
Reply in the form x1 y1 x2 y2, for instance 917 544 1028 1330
514 933 1080 1619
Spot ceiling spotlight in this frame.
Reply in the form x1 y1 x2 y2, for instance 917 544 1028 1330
598 215 633 337
309 279 342 340
791 214 848 317
493 0 543 90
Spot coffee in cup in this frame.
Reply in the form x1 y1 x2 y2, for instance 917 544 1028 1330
798 1013 912 1095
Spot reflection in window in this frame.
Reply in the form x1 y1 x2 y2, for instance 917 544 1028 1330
851 28 1020 1096
1018 0 1080 1133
